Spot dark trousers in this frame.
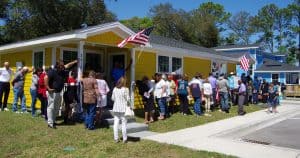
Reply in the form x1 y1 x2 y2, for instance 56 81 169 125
0 82 10 109
84 103 96 129
238 95 245 114
38 94 48 119
262 94 268 103
211 88 216 108
231 89 238 105
178 94 188 114
253 93 258 104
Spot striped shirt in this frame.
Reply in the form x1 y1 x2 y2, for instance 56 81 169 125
112 87 130 113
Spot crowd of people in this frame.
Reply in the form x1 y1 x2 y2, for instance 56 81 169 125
137 71 283 123
0 60 283 143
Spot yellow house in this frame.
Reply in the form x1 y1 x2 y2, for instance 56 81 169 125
0 22 238 109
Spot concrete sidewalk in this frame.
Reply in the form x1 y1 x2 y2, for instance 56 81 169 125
145 100 300 158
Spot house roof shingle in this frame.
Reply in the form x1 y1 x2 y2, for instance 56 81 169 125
255 59 300 72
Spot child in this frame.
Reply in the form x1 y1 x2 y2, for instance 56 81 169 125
203 78 212 115
268 83 279 113
95 73 110 124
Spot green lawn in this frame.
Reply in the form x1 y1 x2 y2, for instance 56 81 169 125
135 105 264 133
0 112 235 158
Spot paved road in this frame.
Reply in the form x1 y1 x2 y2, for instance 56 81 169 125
244 114 300 150
145 100 300 158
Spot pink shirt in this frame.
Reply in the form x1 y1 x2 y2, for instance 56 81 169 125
96 79 110 95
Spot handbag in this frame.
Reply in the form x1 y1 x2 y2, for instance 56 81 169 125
125 106 135 117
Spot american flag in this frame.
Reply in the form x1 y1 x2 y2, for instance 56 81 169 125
118 26 154 48
240 55 250 71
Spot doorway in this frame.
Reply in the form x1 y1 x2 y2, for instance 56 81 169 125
109 54 126 83
85 53 103 72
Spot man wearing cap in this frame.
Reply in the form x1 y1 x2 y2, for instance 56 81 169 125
0 62 14 111
217 74 230 113
12 66 31 113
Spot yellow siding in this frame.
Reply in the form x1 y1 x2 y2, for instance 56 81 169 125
85 31 134 48
1 51 36 108
135 51 156 81
183 57 211 79
134 51 156 109
227 63 236 74
45 48 52 66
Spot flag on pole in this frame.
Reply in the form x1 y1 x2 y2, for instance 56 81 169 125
240 55 250 71
118 26 154 48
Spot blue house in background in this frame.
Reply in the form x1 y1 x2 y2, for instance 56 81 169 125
214 44 300 85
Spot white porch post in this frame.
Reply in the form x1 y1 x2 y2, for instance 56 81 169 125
77 41 85 108
51 46 56 68
130 48 136 109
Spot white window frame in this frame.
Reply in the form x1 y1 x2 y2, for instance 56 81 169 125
156 54 183 73
32 48 45 69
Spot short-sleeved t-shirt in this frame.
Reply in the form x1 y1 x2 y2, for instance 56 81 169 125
13 71 25 89
47 69 64 93
177 79 188 95
189 78 202 97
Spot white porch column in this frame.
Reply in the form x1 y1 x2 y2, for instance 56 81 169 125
51 46 56 67
77 41 85 108
130 48 136 108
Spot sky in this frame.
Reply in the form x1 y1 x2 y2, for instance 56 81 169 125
104 0 293 20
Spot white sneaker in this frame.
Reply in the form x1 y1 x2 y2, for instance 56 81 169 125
4 108 9 111
15 111 20 114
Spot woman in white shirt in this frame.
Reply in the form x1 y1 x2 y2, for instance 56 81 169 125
154 73 168 120
111 77 130 143
203 78 213 114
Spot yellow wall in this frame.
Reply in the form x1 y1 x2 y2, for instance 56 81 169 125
227 63 236 74
183 57 211 79
134 51 156 109
135 51 156 81
85 31 134 48
0 51 36 108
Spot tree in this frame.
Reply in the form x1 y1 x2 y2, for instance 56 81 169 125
1 0 116 44
274 8 292 48
288 0 300 65
288 0 300 49
251 4 279 53
120 16 153 32
193 2 230 31
191 2 231 47
227 11 254 44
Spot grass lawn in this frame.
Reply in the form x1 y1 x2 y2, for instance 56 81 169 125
0 112 235 158
135 104 264 133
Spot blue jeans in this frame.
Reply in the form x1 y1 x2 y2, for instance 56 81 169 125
12 88 26 112
84 104 96 129
220 92 229 111
158 97 167 116
193 97 202 115
30 89 37 116
253 93 258 104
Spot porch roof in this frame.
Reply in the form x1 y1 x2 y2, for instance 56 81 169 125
0 22 135 53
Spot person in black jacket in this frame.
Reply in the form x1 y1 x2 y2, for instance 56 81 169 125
137 76 155 124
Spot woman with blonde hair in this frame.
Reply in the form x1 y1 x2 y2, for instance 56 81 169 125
111 77 130 143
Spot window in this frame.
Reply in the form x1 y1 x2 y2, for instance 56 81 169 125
286 72 299 84
157 55 182 73
172 57 182 72
63 50 77 64
158 56 169 73
85 53 102 72
33 51 44 68
272 74 279 83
